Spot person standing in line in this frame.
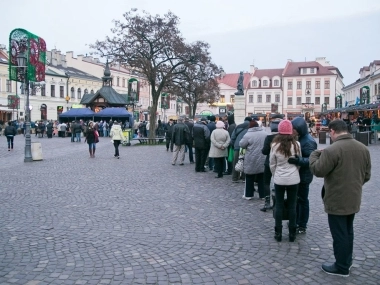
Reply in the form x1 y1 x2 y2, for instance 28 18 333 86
206 116 216 171
224 114 236 175
239 120 267 200
270 120 301 242
192 118 210 172
110 121 125 159
4 121 17 151
309 119 371 277
288 117 317 234
85 121 97 158
260 118 282 212
164 119 175 152
171 118 190 165
209 121 230 178
184 117 194 164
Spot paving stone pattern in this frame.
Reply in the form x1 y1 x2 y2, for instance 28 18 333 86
0 134 379 285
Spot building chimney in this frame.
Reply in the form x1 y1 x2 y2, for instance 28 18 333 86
287 59 293 62
77 54 83 61
66 51 73 59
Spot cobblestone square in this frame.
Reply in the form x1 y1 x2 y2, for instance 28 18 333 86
0 135 379 284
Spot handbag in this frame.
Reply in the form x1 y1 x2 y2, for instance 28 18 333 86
227 147 234 163
234 148 245 172
94 130 99 143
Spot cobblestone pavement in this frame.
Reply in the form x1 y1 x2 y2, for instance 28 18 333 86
0 134 379 285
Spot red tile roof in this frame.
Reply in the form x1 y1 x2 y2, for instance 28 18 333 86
218 72 251 89
252 68 283 78
283 61 335 77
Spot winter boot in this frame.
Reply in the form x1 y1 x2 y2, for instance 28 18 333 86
289 227 297 242
89 149 93 158
92 148 96 158
260 196 273 212
274 226 282 242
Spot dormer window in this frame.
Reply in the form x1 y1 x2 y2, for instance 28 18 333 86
252 80 257 87
310 68 315 74
274 79 279 87
302 68 307 74
263 80 268 87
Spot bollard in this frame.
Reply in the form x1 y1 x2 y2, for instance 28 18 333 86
319 131 326 144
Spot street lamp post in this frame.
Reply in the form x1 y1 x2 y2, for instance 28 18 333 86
17 51 33 162
65 72 70 110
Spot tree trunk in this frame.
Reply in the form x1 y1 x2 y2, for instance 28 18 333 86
149 94 159 139
192 102 198 119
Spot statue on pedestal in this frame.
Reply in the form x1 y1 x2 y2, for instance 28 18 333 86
235 71 244 95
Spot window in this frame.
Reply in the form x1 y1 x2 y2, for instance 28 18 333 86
220 95 225 103
310 68 315 74
297 81 302 89
84 89 88 94
263 80 268 87
60 86 64 98
315 81 320 89
306 81 311 89
287 97 292 105
288 81 293 89
41 85 46 96
296 97 302 105
77 88 81 99
375 84 378 95
71 87 75 99
252 80 257 87
315 97 320 105
51 85 55 97
302 68 307 74
6 80 11 92
266 94 271 103
249 95 253 103
274 79 279 86
117 77 120 86
324 80 330 89
91 89 94 94
122 78 125 87
230 95 235 103
324 97 329 104
275 94 280 102
306 97 311 103
257 94 262 103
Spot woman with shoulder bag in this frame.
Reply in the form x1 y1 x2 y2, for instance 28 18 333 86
270 120 301 242
110 121 126 159
85 121 97 158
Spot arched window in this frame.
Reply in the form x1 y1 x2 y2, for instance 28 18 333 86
252 80 257 87
263 80 268 87
71 87 75 99
84 89 88 94
91 89 94 94
77 88 82 99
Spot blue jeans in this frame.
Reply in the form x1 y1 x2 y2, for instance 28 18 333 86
186 143 194 162
75 132 81 142
88 143 96 151
274 184 298 228
296 182 310 228
103 129 108 137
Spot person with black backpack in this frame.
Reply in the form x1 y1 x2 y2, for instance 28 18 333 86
4 121 17 151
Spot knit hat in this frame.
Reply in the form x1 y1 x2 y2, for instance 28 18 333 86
216 121 224 128
278 120 293 135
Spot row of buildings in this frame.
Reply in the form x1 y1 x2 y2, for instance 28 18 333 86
0 45 379 123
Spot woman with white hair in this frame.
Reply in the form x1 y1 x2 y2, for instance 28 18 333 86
209 121 230 178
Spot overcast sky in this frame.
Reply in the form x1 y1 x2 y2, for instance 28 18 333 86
1 0 380 84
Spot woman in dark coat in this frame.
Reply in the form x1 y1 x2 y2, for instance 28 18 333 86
85 121 97 158
46 121 54 138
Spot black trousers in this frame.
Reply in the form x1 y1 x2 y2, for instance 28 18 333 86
194 148 207 172
263 164 272 197
213 157 224 177
328 213 355 272
166 137 173 151
113 140 121 156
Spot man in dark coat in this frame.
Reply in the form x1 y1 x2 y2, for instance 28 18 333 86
288 117 317 234
164 119 175 152
192 118 210 172
184 117 194 164
230 117 252 182
171 118 190 165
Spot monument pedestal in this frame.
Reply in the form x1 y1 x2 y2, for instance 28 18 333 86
234 95 246 125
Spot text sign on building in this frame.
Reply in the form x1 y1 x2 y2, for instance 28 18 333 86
301 103 314 109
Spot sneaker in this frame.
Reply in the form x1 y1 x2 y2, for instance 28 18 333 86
321 263 349 277
297 227 306 234
242 196 253 200
117 156 120 159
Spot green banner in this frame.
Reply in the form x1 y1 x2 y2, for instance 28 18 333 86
9 28 46 82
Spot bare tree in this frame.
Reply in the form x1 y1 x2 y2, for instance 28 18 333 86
90 10 203 137
165 42 221 118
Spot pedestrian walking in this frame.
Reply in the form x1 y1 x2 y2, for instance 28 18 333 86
184 117 194 164
270 120 301 242
110 121 125 159
4 121 17 151
85 121 97 158
309 119 371 277
209 121 230 178
164 119 175 152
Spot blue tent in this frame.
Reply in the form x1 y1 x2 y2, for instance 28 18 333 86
94 107 134 126
59 108 95 119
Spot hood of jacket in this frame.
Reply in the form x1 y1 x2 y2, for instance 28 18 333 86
112 124 122 131
291 117 308 137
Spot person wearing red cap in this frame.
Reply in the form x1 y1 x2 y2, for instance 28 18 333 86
270 120 301 242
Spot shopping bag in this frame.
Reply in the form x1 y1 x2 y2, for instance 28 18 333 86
228 147 234 163
234 148 245 172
